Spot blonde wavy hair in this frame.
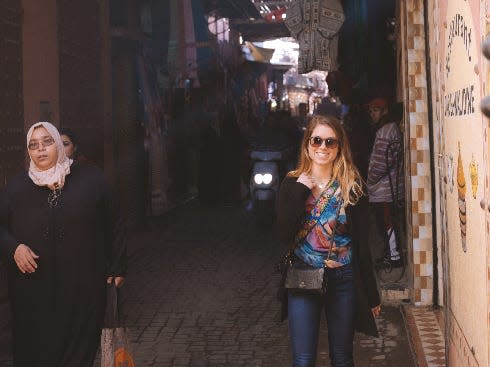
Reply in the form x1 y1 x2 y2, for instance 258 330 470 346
288 114 364 205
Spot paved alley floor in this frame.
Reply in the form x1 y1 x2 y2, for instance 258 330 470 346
1 200 416 367
113 200 415 367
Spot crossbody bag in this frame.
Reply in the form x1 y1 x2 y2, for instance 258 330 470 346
281 182 343 294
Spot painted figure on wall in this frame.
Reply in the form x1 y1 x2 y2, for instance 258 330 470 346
445 153 454 193
469 155 478 200
457 142 466 252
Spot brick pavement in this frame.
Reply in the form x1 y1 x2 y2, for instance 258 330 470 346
1 200 416 366
116 201 416 367
403 306 445 367
118 202 291 367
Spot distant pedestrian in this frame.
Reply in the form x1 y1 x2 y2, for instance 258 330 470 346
343 103 374 180
277 114 380 367
221 107 244 205
60 127 91 163
59 127 78 159
0 121 127 367
366 98 405 267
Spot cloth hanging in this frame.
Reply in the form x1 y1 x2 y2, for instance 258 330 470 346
285 0 345 74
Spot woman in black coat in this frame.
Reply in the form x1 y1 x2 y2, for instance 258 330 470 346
0 122 126 367
277 115 380 367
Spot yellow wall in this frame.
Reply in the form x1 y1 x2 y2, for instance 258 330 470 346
427 0 489 365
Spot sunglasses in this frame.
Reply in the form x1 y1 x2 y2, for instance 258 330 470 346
28 137 55 150
308 136 339 149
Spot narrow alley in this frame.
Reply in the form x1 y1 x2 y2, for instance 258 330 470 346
3 1 490 366
0 199 414 367
0 200 414 367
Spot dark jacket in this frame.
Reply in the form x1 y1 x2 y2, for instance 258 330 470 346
0 162 126 367
276 176 380 337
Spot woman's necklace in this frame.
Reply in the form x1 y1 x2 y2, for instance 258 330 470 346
48 187 62 208
318 181 329 190
312 176 332 190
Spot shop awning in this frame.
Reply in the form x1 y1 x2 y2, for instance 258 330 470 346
231 19 290 41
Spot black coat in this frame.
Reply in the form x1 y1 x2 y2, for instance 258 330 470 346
0 162 127 367
276 176 380 337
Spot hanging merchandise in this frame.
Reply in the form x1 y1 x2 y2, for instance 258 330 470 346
285 0 345 74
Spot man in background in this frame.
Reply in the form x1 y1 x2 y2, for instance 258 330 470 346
367 97 404 268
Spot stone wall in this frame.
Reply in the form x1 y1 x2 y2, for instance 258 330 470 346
403 0 433 306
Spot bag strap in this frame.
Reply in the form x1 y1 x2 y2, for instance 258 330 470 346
286 193 343 265
303 179 339 234
288 179 338 253
324 198 343 263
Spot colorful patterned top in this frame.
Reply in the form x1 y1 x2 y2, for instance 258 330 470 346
294 180 352 268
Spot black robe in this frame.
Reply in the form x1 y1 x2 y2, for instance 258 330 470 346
0 162 126 367
276 176 380 337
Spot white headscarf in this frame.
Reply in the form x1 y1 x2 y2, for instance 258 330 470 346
27 121 73 190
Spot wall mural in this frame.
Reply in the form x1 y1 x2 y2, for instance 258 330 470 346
441 1 489 365
469 154 478 199
444 9 479 255
444 14 475 117
457 142 466 252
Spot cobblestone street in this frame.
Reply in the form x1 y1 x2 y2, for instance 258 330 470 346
1 200 416 366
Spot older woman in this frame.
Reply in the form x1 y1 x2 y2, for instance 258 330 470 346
0 122 126 367
277 114 380 367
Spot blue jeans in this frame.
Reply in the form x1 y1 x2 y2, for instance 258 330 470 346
288 264 356 367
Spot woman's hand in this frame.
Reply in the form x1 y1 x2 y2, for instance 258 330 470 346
107 276 125 288
14 244 39 274
371 304 381 318
296 173 315 189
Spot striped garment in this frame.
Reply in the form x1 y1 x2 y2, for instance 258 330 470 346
367 122 405 203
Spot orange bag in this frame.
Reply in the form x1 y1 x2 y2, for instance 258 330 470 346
101 283 136 367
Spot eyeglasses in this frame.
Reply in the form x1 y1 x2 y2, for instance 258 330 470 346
309 136 339 149
28 137 55 150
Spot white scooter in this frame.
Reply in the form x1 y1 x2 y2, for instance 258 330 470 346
249 147 292 222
